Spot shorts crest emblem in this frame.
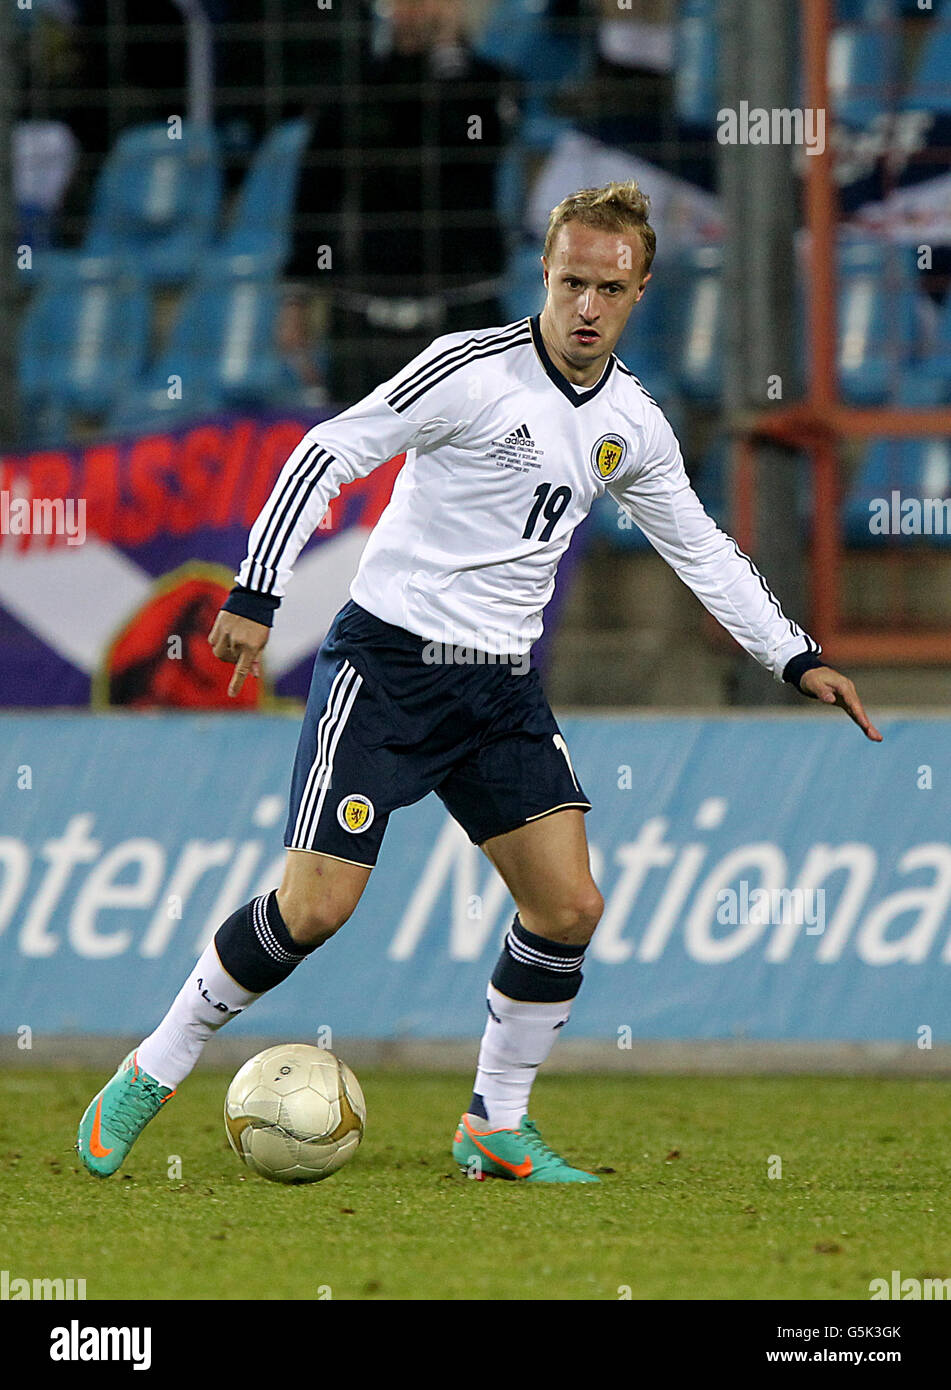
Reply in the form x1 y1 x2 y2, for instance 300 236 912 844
338 795 374 833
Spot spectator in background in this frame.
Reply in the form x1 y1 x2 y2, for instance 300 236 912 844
13 121 80 251
215 0 354 187
22 1 193 241
555 0 714 192
595 0 674 79
556 0 674 138
66 1 190 148
285 0 519 401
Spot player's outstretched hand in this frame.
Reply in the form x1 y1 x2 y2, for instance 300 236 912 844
208 610 270 698
799 665 883 742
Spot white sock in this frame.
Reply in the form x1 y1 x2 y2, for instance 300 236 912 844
136 943 260 1089
471 984 573 1129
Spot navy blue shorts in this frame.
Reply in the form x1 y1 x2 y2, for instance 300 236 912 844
284 601 591 867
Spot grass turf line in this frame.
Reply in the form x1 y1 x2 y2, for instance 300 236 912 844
1 1070 948 1301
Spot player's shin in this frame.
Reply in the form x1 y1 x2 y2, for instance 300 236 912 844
136 889 318 1089
468 913 585 1129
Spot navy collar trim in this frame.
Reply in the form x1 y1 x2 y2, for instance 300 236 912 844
529 315 615 407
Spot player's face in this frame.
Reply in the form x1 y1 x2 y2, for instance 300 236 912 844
540 223 651 385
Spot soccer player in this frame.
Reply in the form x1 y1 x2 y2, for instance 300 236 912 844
77 181 881 1183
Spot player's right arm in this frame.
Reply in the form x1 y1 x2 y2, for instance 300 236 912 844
211 336 472 695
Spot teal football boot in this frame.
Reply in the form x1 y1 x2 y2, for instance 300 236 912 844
77 1051 175 1177
452 1112 600 1183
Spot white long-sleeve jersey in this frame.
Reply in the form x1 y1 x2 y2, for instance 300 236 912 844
230 316 820 680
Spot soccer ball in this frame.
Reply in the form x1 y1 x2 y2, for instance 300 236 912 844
224 1043 366 1183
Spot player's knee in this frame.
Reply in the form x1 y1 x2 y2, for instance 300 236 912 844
536 882 604 946
277 890 354 948
570 883 604 942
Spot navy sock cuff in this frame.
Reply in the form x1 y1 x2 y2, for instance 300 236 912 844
214 890 313 993
490 914 585 1003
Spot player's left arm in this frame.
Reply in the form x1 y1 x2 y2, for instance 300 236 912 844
608 411 882 742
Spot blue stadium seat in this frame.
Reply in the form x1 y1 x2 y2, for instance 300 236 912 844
475 0 592 152
889 368 948 405
109 266 291 432
919 289 951 387
495 143 528 237
844 367 950 544
674 0 719 126
520 100 576 154
19 256 150 440
476 0 590 85
199 272 290 405
215 119 311 275
902 19 951 112
691 440 729 526
671 245 723 402
615 355 674 414
47 123 222 287
838 235 910 278
665 239 922 407
836 0 897 21
503 242 546 322
827 24 896 127
837 239 920 403
844 436 951 545
614 270 675 404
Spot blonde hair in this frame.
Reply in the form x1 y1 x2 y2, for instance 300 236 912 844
543 180 656 275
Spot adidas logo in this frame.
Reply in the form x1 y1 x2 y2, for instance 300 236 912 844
489 422 544 468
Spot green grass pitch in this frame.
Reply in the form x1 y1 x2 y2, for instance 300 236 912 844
1 1069 948 1301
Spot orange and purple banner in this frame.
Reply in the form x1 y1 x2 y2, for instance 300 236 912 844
0 411 405 708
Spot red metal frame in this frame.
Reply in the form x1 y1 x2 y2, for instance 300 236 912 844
732 0 951 665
